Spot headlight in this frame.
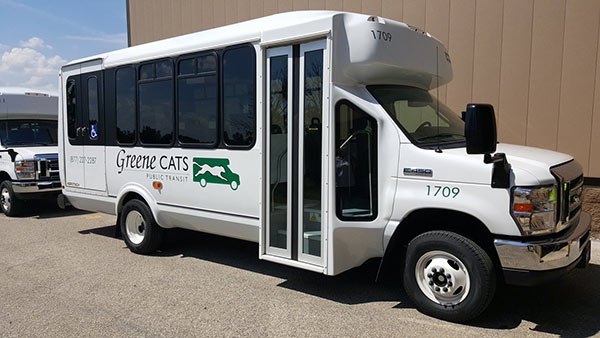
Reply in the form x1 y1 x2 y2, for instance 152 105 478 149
512 185 557 235
15 160 36 180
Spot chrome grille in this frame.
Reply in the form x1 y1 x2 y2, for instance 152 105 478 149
568 175 583 219
550 160 584 232
34 154 59 181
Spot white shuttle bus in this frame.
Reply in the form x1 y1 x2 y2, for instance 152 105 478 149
58 11 592 321
0 87 61 216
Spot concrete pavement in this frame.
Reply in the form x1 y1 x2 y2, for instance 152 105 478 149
1 202 599 337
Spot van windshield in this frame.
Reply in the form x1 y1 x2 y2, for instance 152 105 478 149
368 85 465 147
0 120 58 147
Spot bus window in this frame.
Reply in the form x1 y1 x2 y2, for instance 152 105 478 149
178 59 194 76
177 54 218 145
139 64 154 80
156 60 173 78
222 45 255 147
138 60 174 145
87 77 99 139
335 101 378 221
116 67 136 144
66 79 77 140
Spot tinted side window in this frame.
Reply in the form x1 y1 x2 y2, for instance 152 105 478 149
335 102 378 221
87 77 99 134
115 68 136 144
66 79 77 140
222 46 255 147
177 54 218 145
139 60 174 145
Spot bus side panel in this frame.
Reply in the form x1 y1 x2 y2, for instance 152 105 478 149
105 146 261 238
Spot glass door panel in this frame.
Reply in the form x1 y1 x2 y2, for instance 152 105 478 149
266 46 293 258
298 40 326 265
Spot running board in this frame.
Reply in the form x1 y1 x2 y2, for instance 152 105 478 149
260 254 325 274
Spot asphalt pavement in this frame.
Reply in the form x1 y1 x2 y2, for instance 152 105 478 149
1 201 599 338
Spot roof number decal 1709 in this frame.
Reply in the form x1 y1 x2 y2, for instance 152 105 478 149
371 30 392 42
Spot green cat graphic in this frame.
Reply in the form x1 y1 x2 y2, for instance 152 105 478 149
192 158 240 191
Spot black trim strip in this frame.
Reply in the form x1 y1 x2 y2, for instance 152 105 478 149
157 201 259 220
584 177 600 187
291 44 300 261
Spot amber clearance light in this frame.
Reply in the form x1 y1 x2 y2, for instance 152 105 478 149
513 203 533 213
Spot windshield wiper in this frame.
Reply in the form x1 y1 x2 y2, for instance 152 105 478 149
417 133 465 142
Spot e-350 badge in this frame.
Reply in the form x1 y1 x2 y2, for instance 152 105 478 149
192 158 240 191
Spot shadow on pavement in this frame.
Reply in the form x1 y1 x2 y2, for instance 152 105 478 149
473 264 600 336
80 225 600 336
11 200 93 219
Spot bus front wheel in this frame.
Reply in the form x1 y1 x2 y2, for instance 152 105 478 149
403 230 496 322
0 181 22 217
120 199 164 254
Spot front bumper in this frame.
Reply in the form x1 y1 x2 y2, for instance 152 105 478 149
12 180 61 195
494 211 592 286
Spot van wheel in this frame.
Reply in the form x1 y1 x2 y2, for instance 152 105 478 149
403 231 496 322
0 181 22 217
120 199 164 254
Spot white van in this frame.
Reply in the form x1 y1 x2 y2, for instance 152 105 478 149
58 11 591 322
0 87 60 216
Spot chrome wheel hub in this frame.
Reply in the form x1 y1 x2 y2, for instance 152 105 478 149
415 250 470 306
1 187 10 211
125 210 145 245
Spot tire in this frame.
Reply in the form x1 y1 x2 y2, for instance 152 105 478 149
120 199 164 254
0 181 22 217
403 231 496 322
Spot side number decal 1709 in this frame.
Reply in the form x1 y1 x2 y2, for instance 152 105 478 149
427 185 460 198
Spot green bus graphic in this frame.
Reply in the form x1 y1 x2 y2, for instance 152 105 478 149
192 158 240 191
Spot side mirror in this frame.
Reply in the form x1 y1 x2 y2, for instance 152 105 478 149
464 103 497 155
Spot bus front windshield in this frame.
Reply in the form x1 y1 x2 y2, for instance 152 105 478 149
0 120 58 147
368 85 466 147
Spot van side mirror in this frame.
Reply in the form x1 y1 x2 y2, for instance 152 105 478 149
464 103 511 188
464 104 497 155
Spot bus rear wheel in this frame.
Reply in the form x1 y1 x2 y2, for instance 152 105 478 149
403 230 496 322
120 199 164 254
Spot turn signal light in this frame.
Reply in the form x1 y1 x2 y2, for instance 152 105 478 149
514 203 533 213
152 181 163 190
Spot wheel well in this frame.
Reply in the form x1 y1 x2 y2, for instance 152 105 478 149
379 208 503 282
0 171 11 183
118 192 147 213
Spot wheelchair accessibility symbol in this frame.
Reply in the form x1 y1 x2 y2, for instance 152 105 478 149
90 124 98 140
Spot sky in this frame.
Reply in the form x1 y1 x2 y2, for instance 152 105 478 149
0 0 127 93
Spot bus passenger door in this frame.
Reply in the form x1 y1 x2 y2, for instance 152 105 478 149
62 60 106 193
62 65 85 189
81 69 106 192
263 39 329 270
